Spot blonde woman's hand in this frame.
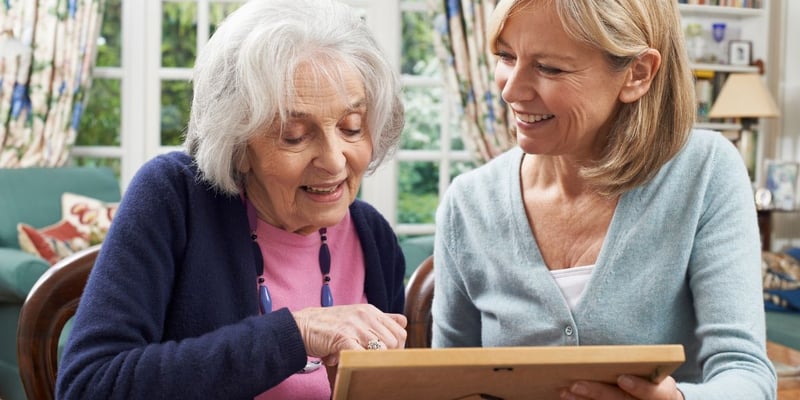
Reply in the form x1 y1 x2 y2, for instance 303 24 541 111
560 375 684 400
292 304 407 366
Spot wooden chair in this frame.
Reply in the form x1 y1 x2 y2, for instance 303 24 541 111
403 255 434 348
16 244 100 400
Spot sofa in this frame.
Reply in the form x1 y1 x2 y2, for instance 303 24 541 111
0 166 120 400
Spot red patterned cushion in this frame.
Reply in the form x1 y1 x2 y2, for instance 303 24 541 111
61 192 118 244
16 193 118 265
17 221 89 265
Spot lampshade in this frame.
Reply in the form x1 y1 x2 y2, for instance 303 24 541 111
708 73 780 119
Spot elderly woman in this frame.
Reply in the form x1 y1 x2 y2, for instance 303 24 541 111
432 1 776 399
56 0 406 399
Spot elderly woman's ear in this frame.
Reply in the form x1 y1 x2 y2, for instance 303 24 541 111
619 48 661 104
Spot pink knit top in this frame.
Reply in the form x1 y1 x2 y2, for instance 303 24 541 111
254 211 367 399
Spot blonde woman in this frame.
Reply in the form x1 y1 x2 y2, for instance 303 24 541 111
432 1 776 399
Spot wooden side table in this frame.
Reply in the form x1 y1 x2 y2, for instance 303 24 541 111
758 209 772 252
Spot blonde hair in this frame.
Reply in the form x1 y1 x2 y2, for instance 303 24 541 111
488 0 695 196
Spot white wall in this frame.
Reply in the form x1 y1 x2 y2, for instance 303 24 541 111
767 0 800 251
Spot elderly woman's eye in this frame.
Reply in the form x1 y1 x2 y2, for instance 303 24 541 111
341 128 362 136
282 136 305 145
340 113 364 138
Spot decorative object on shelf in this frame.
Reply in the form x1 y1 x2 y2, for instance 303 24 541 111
711 22 727 63
755 187 773 210
765 161 799 211
708 73 780 180
729 40 753 66
685 23 706 63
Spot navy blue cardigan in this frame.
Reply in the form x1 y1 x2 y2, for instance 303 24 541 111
56 152 406 399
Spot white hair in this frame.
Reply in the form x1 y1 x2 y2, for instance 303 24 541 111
185 0 404 194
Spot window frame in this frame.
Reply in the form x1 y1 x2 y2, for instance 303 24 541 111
72 0 472 236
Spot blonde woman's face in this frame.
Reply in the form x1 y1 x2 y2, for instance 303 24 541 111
493 3 629 160
240 65 372 235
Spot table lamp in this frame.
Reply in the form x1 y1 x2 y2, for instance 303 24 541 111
708 73 780 123
708 73 780 178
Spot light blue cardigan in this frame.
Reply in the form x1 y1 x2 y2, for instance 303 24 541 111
433 130 777 399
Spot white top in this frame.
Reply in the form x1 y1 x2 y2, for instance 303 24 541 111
550 265 594 310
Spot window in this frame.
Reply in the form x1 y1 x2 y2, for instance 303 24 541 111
74 0 474 236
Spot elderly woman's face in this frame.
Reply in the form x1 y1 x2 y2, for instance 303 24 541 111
240 65 372 235
493 2 629 159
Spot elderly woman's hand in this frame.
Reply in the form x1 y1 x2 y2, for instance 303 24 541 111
292 304 408 366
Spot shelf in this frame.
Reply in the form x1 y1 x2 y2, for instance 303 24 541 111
678 4 764 19
690 63 760 73
695 122 743 131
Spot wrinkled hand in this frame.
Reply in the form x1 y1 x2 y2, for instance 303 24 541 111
560 375 684 400
292 304 407 366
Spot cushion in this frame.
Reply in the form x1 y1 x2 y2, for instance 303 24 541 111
0 166 120 248
17 221 88 265
61 192 118 244
762 251 800 312
16 192 118 265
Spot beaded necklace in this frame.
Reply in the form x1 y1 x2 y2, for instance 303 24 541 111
245 197 334 314
244 196 331 374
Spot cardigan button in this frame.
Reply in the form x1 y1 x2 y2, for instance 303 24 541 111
564 326 574 336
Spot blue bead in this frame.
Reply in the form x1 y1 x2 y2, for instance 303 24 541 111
319 243 331 274
259 285 272 314
321 285 333 307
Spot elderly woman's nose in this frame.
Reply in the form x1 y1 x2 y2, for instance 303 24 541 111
313 133 347 173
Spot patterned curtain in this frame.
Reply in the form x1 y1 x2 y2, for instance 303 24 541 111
0 0 105 167
431 0 515 163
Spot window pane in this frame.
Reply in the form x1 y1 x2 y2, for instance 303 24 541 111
78 78 121 146
450 160 476 181
96 0 121 67
401 8 440 77
209 2 243 37
449 108 468 151
162 2 198 68
161 80 193 146
398 161 439 224
402 86 444 151
73 157 122 179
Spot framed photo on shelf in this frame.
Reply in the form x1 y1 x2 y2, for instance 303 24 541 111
729 40 752 66
765 160 800 211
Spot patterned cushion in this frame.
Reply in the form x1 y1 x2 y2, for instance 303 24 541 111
16 193 118 265
17 221 89 265
61 192 118 244
762 251 800 311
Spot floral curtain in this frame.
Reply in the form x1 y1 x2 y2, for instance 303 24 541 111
0 0 105 167
431 0 515 163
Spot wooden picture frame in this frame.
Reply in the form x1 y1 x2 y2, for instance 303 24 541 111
333 345 685 400
766 160 800 211
729 40 752 66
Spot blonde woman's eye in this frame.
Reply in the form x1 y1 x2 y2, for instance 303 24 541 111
537 63 564 75
494 51 515 64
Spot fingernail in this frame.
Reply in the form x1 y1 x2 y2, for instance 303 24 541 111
571 383 589 396
618 375 634 389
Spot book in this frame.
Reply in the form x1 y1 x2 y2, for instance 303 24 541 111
333 344 685 400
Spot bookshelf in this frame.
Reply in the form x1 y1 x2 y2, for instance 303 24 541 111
679 1 771 182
